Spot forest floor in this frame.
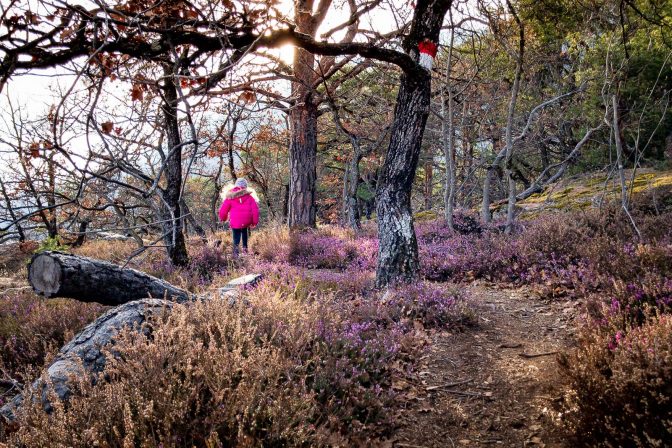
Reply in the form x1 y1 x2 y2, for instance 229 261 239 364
390 283 579 448
1 247 581 447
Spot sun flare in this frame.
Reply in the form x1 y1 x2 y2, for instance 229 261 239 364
277 43 295 65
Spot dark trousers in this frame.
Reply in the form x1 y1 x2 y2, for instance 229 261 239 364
232 228 249 255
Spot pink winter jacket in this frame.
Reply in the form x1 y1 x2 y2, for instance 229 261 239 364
218 187 259 229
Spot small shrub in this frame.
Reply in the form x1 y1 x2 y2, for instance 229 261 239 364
10 299 325 447
7 278 434 446
35 237 69 254
306 268 375 298
383 281 473 329
288 231 358 270
560 313 672 447
0 291 104 383
73 239 138 263
182 243 230 288
252 225 293 263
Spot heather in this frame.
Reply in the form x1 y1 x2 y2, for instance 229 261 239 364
4 278 469 446
240 202 672 445
2 193 672 445
0 291 104 387
1 236 470 445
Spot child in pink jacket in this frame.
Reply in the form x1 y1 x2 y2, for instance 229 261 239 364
218 179 259 257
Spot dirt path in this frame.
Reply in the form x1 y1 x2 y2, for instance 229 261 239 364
391 284 579 448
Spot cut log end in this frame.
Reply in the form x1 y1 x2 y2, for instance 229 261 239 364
28 253 62 298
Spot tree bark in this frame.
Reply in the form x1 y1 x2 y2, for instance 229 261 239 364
375 0 451 288
46 154 57 239
481 138 505 223
159 64 189 266
612 94 628 207
28 251 192 305
288 99 318 227
282 183 290 221
0 176 25 242
287 0 327 228
227 114 239 182
70 220 89 248
1 272 262 422
442 11 456 227
503 0 524 234
612 93 641 238
0 298 171 423
342 152 363 230
424 160 433 211
180 199 207 242
376 77 427 287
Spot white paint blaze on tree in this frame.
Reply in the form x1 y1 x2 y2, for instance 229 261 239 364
418 39 439 71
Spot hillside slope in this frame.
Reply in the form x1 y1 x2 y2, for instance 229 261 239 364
516 169 672 217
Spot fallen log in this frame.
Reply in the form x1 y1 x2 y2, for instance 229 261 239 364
28 251 191 305
1 261 262 423
0 298 170 422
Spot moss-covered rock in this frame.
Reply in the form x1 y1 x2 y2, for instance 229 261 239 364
515 169 672 217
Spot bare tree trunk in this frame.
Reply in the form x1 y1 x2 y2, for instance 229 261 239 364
287 1 322 228
612 94 628 207
612 93 641 238
0 177 25 241
442 12 456 228
227 115 239 182
375 0 451 288
18 153 53 238
343 152 363 230
330 101 388 231
180 199 207 242
288 99 318 228
210 155 225 229
159 64 189 266
376 76 427 287
282 184 290 221
107 196 144 247
481 141 505 223
71 220 90 248
46 154 58 238
424 160 433 210
28 251 191 304
504 0 524 234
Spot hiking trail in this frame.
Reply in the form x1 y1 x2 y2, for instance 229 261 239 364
391 284 579 448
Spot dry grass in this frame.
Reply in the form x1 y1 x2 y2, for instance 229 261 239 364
0 290 105 384
72 239 140 264
6 284 416 446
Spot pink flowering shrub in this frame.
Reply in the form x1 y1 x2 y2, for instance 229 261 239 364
0 291 104 385
416 207 672 297
289 231 359 270
305 268 375 298
142 242 231 291
383 281 474 329
559 313 672 446
8 273 447 445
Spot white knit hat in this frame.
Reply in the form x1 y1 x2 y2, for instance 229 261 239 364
235 178 248 188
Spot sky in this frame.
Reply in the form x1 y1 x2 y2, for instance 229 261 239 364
1 0 485 113
0 0 486 178
0 0 410 145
